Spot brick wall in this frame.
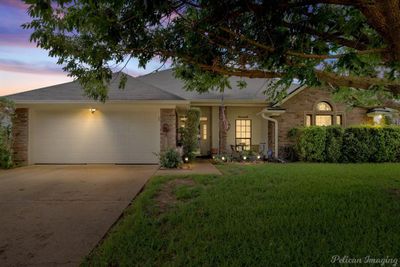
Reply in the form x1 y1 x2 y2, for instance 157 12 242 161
276 87 369 157
12 108 29 165
160 109 177 152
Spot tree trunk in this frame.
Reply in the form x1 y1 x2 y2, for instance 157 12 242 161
219 106 228 154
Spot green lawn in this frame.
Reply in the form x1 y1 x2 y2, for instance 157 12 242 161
82 163 400 266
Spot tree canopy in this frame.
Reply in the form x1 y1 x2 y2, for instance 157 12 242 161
23 0 400 107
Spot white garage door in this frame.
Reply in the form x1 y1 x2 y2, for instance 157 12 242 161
29 106 160 164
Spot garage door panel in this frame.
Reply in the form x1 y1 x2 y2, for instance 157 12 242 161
30 108 160 164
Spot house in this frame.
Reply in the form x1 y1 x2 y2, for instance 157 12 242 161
6 69 393 165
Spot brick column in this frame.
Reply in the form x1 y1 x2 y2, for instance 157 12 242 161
12 108 29 166
160 109 176 152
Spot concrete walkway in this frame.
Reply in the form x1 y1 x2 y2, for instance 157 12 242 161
0 165 157 267
154 160 221 176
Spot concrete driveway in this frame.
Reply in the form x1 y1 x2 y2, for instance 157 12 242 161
0 165 158 267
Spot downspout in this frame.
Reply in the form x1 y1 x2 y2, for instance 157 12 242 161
261 113 279 158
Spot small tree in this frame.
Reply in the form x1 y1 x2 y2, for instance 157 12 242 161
181 108 200 161
0 98 15 169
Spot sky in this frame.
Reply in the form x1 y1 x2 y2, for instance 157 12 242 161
0 0 168 96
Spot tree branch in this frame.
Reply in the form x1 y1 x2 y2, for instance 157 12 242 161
219 26 387 60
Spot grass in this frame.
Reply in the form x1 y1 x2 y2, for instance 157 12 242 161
82 163 400 266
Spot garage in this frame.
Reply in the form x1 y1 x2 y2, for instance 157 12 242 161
29 105 160 164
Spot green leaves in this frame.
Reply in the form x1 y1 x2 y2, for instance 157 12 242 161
22 0 399 106
180 108 200 160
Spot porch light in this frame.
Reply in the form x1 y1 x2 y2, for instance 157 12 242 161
89 108 96 114
184 157 189 162
366 108 396 126
373 114 383 125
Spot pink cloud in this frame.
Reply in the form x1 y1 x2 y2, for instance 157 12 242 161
0 58 65 75
0 33 35 47
0 0 29 10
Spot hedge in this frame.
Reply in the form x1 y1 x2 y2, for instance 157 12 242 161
289 125 400 163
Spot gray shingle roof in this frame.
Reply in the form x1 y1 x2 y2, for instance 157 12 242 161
6 69 302 103
6 72 185 102
139 69 301 102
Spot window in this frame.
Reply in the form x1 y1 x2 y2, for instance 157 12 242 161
235 119 251 150
316 102 332 111
315 115 333 126
202 124 207 140
336 115 342 126
305 101 342 127
305 115 312 126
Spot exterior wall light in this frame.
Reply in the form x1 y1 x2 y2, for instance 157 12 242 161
373 114 383 125
89 108 96 114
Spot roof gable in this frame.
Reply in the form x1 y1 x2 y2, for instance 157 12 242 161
6 72 185 102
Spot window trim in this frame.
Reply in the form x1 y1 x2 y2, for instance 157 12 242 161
305 100 345 127
235 119 252 150
315 101 333 112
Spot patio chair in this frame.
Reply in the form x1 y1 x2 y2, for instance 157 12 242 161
230 145 241 161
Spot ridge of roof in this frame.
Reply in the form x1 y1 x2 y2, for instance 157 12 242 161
6 72 186 102
139 68 302 103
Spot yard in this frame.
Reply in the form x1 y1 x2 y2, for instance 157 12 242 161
83 163 400 266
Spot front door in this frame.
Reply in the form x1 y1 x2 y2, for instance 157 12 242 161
199 119 210 156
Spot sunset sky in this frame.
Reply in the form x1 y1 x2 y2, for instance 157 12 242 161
0 0 167 96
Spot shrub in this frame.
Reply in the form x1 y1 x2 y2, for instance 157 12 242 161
341 127 371 162
297 126 326 162
211 154 231 164
342 126 400 163
0 98 15 169
0 127 13 168
291 125 400 163
325 126 344 163
383 127 400 161
181 108 200 161
158 148 182 168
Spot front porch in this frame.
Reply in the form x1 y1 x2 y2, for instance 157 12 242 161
177 105 279 158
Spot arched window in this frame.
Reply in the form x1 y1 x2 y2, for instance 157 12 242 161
305 101 343 127
316 102 332 111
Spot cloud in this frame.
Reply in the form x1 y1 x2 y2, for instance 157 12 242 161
0 0 28 11
0 58 65 75
0 0 34 47
0 33 35 47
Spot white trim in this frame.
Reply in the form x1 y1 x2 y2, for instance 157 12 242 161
272 85 307 107
261 113 279 158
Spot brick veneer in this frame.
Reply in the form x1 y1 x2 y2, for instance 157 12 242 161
276 87 369 158
160 109 177 152
12 108 29 165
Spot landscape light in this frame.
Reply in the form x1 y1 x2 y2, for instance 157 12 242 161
257 155 261 160
184 157 189 162
221 156 226 161
243 156 247 160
